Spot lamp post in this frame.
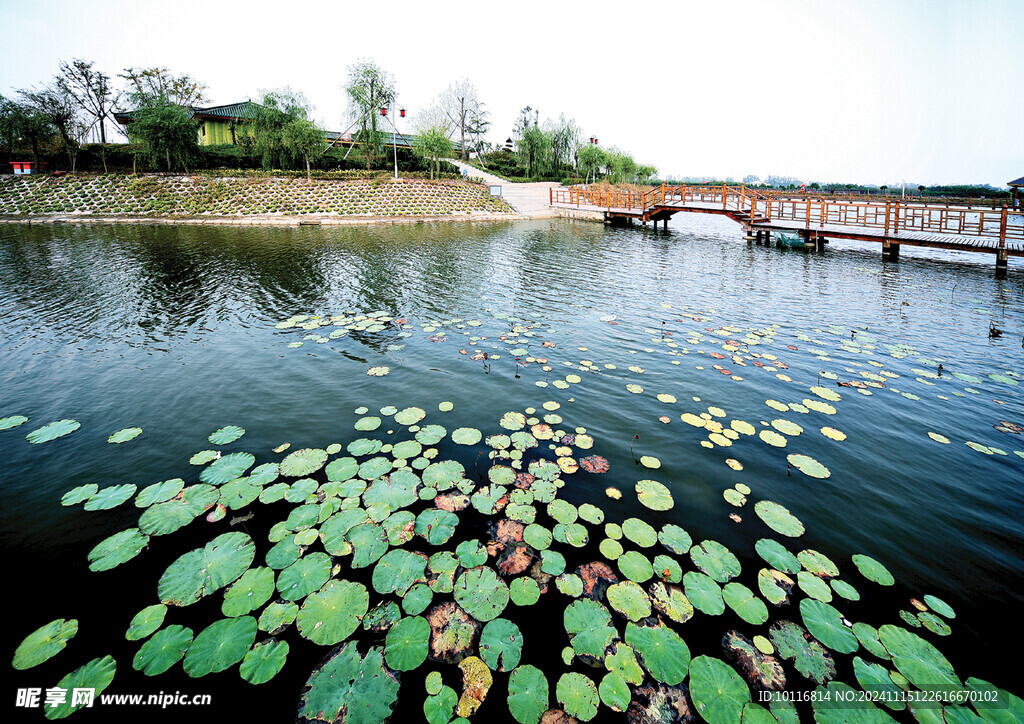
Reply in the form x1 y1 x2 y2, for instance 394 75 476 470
380 105 407 179
586 136 599 184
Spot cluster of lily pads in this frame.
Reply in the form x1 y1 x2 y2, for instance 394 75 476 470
0 175 512 217
12 389 1023 723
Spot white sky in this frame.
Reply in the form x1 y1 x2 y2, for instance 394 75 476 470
1 0 1021 186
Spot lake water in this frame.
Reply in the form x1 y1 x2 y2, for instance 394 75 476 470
2 215 1022 723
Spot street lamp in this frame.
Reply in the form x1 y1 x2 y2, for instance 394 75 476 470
380 104 404 179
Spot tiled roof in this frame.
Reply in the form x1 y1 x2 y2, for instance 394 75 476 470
191 101 262 121
1009 176 1024 186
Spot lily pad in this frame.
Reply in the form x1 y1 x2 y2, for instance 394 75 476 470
923 594 956 619
200 452 255 485
801 598 858 653
684 571 725 615
240 639 289 685
209 425 245 445
44 655 117 719
280 448 328 477
297 642 399 723
755 539 801 574
787 454 831 479
452 427 483 445
0 414 28 430
799 549 840 578
508 665 549 724
61 484 98 506
878 625 963 698
13 618 79 670
136 478 185 508
688 655 750 724
723 582 769 624
510 576 541 606
108 426 143 443
564 598 616 660
158 532 255 606
183 615 256 677
658 524 692 555
84 484 137 511
88 528 148 571
479 618 523 671
636 479 674 511
453 566 509 622
26 419 80 444
852 554 894 586
622 517 658 547
222 567 275 617
385 615 430 671
754 500 805 537
618 551 654 583
133 624 193 675
556 672 599 721
607 581 653 621
769 620 836 684
649 581 694 624
691 540 741 582
626 621 691 685
125 604 167 641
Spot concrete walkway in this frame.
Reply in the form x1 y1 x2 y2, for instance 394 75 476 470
446 159 562 219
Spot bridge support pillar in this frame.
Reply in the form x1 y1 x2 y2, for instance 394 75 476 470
813 234 826 252
744 226 755 243
996 249 1008 277
882 240 900 261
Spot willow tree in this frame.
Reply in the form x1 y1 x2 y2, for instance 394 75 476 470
413 126 453 180
283 118 326 179
253 89 317 171
344 60 395 170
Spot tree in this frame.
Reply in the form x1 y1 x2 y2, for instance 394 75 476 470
518 125 549 179
577 143 605 183
439 79 488 162
547 114 580 174
344 60 395 170
57 59 119 171
253 88 317 171
282 118 326 179
129 100 198 172
413 126 453 180
120 67 208 107
2 99 53 166
18 84 82 170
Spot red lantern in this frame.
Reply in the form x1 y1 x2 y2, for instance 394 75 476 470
400 108 406 118
380 107 387 116
594 138 599 144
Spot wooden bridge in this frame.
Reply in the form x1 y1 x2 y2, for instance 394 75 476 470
550 184 1024 274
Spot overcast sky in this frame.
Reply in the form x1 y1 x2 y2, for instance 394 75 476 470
1 0 1021 186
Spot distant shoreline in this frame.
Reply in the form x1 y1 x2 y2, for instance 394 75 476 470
0 211 523 227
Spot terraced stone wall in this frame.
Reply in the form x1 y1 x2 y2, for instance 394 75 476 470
0 175 514 218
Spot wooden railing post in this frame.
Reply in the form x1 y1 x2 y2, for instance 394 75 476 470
549 188 553 205
805 198 810 229
885 202 891 235
1000 205 1008 249
722 183 727 210
893 202 900 234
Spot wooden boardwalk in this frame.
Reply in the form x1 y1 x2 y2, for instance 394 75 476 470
550 184 1024 272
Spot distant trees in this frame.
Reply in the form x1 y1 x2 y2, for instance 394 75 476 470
438 80 488 162
413 126 453 180
119 66 208 107
56 59 119 170
345 60 395 170
17 84 82 170
253 89 324 176
120 66 207 172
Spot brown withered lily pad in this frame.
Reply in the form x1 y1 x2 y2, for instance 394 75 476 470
494 518 526 544
577 562 619 599
427 602 479 664
626 683 695 724
579 456 610 474
722 630 786 692
541 710 578 724
497 543 534 576
435 493 470 512
456 655 492 718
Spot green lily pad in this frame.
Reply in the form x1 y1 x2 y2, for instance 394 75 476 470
684 571 725 615
88 528 148 571
452 427 482 445
84 484 137 511
479 618 523 671
297 642 399 723
422 460 466 490
183 615 257 677
278 552 332 601
755 539 801 574
723 582 769 624
754 500 805 537
385 615 430 671
852 554 894 586
456 539 488 568
158 532 255 606
280 448 328 477
125 604 167 641
923 594 956 619
209 425 245 445
607 580 653 621
222 566 275 617
799 549 840 578
139 485 218 536
618 551 654 582
878 625 963 698
830 579 860 601
798 570 833 602
373 549 428 597
689 655 750 724
812 681 898 723
259 601 299 635
190 449 219 465
691 540 741 582
578 503 604 525
510 577 541 606
26 419 80 444
424 686 458 724
636 479 674 511
508 665 549 724
622 517 658 547
108 426 143 443
852 622 891 661
658 524 692 555
416 509 459 545
787 454 830 479
133 625 193 675
758 568 795 606
136 479 185 508
44 655 117 719
626 621 691 685
240 639 289 685
402 583 434 615
61 484 98 506
416 424 448 445
801 598 858 653
348 522 389 568
564 598 616 660
354 416 382 431
395 406 427 426
453 566 509 622
13 618 79 670
770 620 836 684
853 656 906 712
200 452 255 485
0 414 28 430
556 672 599 721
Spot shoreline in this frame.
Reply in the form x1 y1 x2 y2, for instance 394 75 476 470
0 211 529 227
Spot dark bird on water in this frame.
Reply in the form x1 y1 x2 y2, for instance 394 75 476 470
989 323 1003 338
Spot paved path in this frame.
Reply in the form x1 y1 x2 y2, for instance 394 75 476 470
446 159 561 219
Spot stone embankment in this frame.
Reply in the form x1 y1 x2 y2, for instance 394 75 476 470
0 174 518 225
